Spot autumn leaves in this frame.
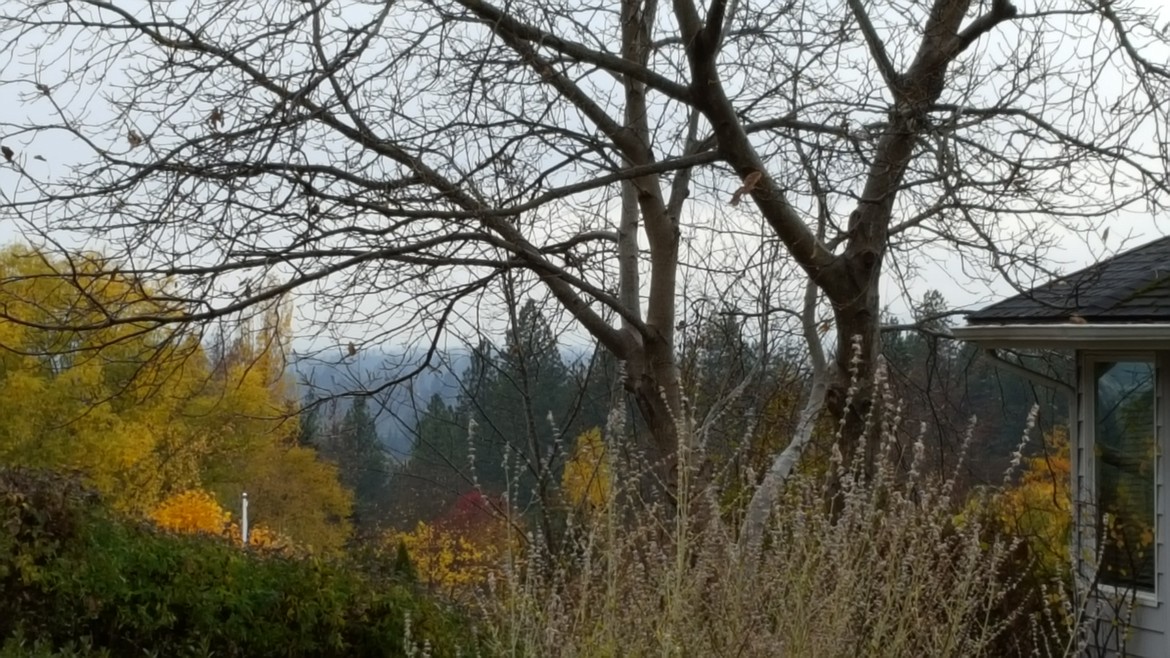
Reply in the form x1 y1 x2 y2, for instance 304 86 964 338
0 246 353 553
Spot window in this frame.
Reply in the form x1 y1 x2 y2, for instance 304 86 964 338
1093 359 1157 592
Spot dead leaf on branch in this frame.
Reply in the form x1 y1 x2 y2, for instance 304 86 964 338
209 107 225 128
729 170 763 206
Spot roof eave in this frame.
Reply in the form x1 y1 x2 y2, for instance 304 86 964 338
951 323 1170 349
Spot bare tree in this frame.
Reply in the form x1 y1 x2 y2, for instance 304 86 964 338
0 0 1167 540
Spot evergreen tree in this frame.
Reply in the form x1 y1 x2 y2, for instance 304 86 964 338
386 394 471 526
390 303 619 530
882 290 1069 484
565 346 623 441
323 397 394 533
474 300 572 505
501 300 569 389
297 397 322 448
679 311 810 496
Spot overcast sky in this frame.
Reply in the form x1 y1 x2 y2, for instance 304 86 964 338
1 0 1168 351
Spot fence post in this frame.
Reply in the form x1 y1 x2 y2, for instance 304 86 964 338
241 492 249 546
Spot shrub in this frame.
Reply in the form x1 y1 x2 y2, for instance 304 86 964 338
990 426 1073 579
966 425 1078 656
480 385 1083 657
382 491 516 601
0 631 111 658
149 489 232 536
387 521 497 595
0 467 483 657
150 488 297 554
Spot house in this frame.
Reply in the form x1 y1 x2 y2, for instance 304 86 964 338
952 235 1170 656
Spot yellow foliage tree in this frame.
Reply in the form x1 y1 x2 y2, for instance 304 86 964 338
0 247 207 510
223 444 353 554
562 427 610 511
389 521 498 594
164 315 353 553
994 427 1072 575
168 306 353 553
0 246 352 552
383 490 516 599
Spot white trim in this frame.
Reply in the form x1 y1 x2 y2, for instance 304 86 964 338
1095 584 1159 608
952 323 1170 349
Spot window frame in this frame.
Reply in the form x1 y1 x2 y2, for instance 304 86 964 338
1080 351 1162 605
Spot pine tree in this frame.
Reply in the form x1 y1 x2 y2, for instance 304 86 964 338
325 396 393 532
386 394 471 526
297 397 322 448
470 300 572 505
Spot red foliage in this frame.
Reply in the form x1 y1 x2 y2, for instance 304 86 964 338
438 490 504 534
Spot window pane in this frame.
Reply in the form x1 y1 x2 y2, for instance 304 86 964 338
1095 360 1156 592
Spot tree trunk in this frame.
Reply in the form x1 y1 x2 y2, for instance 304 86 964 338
622 327 686 507
824 253 884 511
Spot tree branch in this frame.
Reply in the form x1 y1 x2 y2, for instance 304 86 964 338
845 0 903 94
955 0 1019 54
447 0 694 104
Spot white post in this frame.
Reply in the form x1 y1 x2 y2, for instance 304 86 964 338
241 491 249 546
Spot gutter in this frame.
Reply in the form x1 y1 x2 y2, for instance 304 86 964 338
951 323 1170 348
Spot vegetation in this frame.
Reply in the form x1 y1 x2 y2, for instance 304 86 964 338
482 393 1083 658
0 248 353 552
2 0 1165 651
988 427 1073 579
1 0 1165 530
561 428 611 512
0 468 480 657
0 248 1118 656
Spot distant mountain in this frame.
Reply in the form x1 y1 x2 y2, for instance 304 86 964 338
291 349 468 459
290 344 601 460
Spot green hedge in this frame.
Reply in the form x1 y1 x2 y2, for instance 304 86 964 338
0 468 481 657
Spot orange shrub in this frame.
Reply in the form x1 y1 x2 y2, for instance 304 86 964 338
150 489 231 535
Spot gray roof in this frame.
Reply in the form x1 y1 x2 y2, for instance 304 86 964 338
968 235 1170 324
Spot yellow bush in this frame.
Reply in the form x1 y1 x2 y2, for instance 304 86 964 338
385 519 505 598
993 427 1072 575
150 489 231 535
151 488 295 553
225 521 296 553
562 427 610 511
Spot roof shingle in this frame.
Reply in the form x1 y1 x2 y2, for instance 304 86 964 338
967 235 1170 325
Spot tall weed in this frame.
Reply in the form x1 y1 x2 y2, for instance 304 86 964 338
480 370 1091 657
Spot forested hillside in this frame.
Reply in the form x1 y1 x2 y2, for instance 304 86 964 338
313 290 1068 537
0 244 1062 553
